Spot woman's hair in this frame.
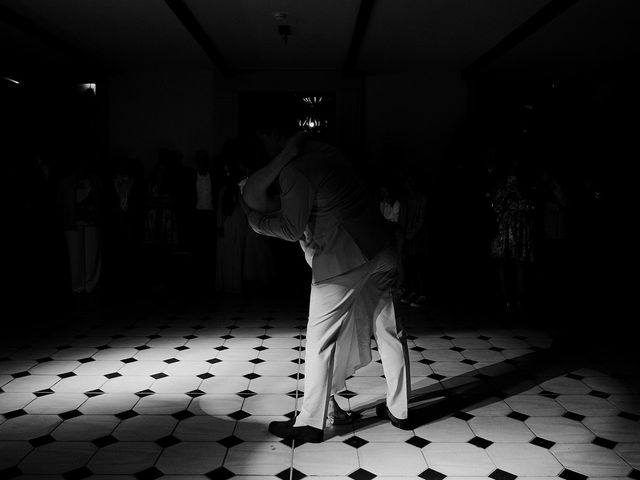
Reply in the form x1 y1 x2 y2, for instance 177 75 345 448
253 104 302 141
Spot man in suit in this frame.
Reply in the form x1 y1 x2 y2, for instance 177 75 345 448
241 116 411 443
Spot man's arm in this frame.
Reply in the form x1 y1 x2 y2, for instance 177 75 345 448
241 165 314 242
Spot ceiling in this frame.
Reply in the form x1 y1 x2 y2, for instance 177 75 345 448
1 0 638 79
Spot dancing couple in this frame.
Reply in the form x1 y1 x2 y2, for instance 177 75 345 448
240 116 411 442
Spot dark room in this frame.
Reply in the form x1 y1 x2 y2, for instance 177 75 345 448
1 1 639 478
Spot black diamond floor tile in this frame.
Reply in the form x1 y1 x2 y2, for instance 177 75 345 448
563 411 586 422
218 435 243 448
63 466 93 480
135 389 155 397
589 389 610 398
592 436 617 449
84 389 105 397
507 411 530 422
228 409 252 421
419 468 447 480
530 436 555 449
59 409 83 420
453 411 474 421
206 466 235 480
93 434 118 448
349 467 377 480
276 467 306 480
34 388 55 397
559 468 588 480
4 409 27 419
489 468 517 480
172 410 195 421
30 434 56 447
0 466 22 479
619 411 640 421
116 410 139 420
407 435 430 448
156 434 181 448
344 435 369 448
468 436 493 449
135 466 164 480
187 389 206 397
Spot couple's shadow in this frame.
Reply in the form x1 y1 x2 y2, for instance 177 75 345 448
327 343 585 439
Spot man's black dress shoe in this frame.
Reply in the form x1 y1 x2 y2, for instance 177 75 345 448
268 419 323 443
376 403 411 430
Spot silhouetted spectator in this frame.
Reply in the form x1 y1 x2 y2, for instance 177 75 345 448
59 157 104 294
489 158 535 317
400 172 428 308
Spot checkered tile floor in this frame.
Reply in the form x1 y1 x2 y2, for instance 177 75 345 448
1 297 639 479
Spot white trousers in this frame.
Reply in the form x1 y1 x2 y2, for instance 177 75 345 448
65 225 102 293
295 247 410 430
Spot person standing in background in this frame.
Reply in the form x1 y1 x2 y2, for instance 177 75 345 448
59 157 104 295
191 149 217 292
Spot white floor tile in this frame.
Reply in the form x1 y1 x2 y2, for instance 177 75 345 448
242 394 296 415
505 393 565 416
556 394 620 417
414 417 475 442
189 394 244 416
583 415 640 443
88 441 162 474
173 415 234 441
19 441 96 474
358 442 428 475
293 441 359 475
525 416 595 443
224 441 291 475
112 414 177 440
200 376 250 394
552 443 633 477
422 442 495 476
24 393 86 415
0 392 36 413
487 443 563 476
133 393 191 414
3 375 60 393
468 416 535 443
79 393 139 414
0 440 32 469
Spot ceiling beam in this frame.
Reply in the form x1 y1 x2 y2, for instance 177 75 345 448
462 0 581 79
343 0 376 76
164 0 233 76
0 4 106 75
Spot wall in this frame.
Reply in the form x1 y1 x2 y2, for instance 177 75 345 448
108 69 214 173
363 71 468 177
211 69 363 155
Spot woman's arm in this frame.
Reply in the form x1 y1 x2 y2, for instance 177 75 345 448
242 131 307 213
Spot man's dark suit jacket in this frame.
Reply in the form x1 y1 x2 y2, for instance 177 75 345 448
244 140 392 283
